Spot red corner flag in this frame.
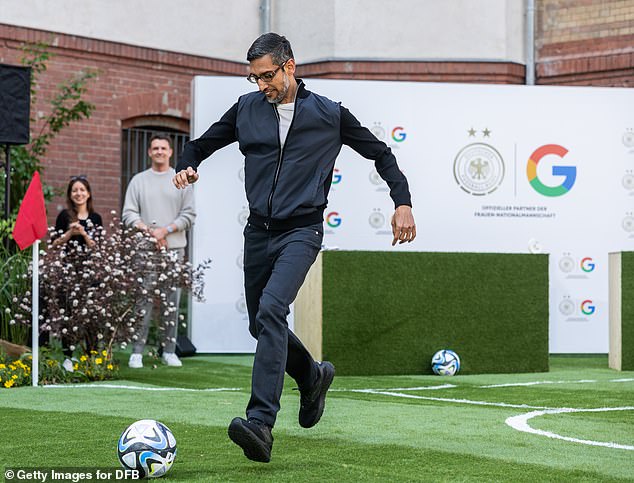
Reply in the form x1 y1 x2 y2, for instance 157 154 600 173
12 171 48 250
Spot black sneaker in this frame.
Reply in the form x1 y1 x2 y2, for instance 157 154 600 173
298 361 335 428
228 417 273 463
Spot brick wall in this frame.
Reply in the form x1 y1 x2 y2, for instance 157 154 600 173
0 24 526 227
536 0 634 85
0 24 246 226
2 12 629 226
297 60 525 84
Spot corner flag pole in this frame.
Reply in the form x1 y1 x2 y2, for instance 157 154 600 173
31 239 39 387
11 171 47 388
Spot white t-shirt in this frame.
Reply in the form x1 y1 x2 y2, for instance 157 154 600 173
276 102 295 149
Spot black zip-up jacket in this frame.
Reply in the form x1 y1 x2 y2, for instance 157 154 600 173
177 80 412 230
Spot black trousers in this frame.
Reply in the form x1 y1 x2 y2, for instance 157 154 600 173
243 222 323 427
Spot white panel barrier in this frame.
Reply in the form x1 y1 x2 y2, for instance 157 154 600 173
190 76 634 353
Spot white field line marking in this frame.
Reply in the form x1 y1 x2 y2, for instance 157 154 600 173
331 384 456 392
480 379 598 388
348 389 556 410
505 407 634 451
43 384 241 392
334 378 633 393
340 387 634 451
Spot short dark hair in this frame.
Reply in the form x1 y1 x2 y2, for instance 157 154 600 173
149 133 173 149
246 33 294 65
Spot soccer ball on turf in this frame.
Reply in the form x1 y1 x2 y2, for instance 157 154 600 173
431 349 461 376
117 419 177 478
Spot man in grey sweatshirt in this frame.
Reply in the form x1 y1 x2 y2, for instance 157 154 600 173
122 134 196 368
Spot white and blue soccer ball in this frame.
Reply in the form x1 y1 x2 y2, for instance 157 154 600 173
431 349 461 376
117 419 177 478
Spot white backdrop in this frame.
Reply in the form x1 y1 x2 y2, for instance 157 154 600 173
189 76 634 353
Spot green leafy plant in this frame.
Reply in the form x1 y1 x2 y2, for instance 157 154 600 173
0 243 31 344
0 350 32 388
0 343 120 387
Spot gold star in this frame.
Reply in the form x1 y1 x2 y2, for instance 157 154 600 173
468 128 476 137
482 128 491 137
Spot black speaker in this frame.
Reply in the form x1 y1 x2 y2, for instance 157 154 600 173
0 64 31 145
175 335 197 357
158 335 197 358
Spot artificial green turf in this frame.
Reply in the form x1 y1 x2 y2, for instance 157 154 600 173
0 355 632 482
2 408 629 483
322 251 549 375
622 252 634 370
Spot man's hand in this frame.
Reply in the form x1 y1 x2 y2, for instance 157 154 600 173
150 226 168 241
173 167 199 189
391 205 416 246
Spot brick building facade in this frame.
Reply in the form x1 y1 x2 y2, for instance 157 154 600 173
0 24 246 225
537 0 634 85
0 1 632 223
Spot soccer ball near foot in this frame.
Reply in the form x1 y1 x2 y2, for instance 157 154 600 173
117 419 177 478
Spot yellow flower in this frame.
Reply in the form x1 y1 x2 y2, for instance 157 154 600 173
12 374 18 380
73 364 78 370
90 350 98 355
95 358 103 365
102 350 108 357
47 360 55 367
0 363 5 369
107 364 113 370
80 355 88 362
4 379 14 388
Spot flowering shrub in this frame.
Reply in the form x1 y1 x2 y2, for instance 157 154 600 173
72 349 118 381
10 216 210 359
0 354 31 388
0 346 119 387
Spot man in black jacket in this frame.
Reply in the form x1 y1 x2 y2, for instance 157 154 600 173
174 33 416 463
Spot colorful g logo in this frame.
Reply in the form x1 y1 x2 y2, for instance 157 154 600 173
527 144 576 196
332 168 342 184
391 127 407 142
580 257 595 272
581 300 595 315
326 212 341 228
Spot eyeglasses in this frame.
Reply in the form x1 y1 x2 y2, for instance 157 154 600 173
70 175 88 181
247 61 288 84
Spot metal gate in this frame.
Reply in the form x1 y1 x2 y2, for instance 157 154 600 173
121 127 189 208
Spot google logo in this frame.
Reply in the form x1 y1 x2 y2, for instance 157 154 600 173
326 212 341 228
391 126 407 143
581 300 596 315
527 144 576 197
332 168 342 184
580 257 595 272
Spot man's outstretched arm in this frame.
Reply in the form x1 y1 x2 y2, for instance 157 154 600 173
173 102 238 189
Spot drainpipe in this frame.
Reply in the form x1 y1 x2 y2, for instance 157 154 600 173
260 0 271 34
526 0 535 85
